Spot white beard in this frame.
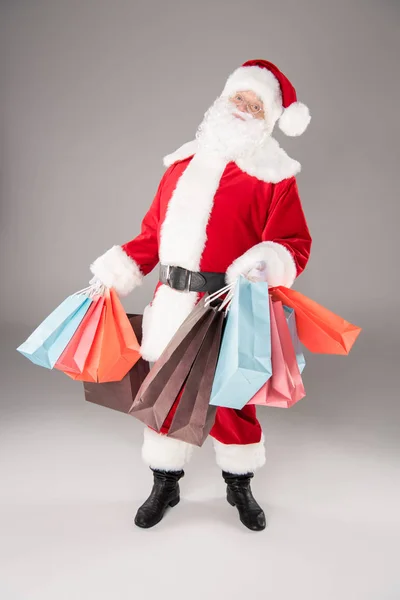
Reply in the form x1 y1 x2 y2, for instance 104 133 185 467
195 96 270 161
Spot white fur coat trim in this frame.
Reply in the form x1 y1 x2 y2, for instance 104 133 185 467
213 434 266 474
142 426 194 470
159 149 228 270
139 149 229 362
140 284 199 363
225 241 297 288
89 244 143 296
163 137 301 184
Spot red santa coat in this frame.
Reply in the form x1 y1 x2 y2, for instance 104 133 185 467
90 136 312 364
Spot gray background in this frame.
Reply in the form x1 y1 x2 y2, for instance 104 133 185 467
1 1 399 599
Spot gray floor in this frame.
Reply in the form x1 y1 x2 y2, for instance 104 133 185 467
1 325 399 600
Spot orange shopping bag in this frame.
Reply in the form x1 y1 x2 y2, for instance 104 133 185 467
248 299 305 408
97 288 141 382
270 286 361 355
63 289 141 382
54 295 105 374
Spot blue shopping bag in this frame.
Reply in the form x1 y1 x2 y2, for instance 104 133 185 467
283 305 306 374
209 276 272 410
17 294 92 369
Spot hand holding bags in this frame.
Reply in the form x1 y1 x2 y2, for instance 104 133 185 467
270 286 361 355
17 281 141 383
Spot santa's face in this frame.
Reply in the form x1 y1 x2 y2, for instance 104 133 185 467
230 90 265 120
195 92 270 161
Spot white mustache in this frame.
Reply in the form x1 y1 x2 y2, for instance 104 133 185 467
232 109 254 121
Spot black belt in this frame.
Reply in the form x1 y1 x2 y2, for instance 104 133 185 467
159 264 226 293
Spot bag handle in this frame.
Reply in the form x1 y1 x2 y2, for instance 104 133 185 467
205 281 236 312
73 280 107 299
217 288 235 312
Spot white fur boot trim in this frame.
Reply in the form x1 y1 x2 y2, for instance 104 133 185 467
213 434 266 474
142 427 195 471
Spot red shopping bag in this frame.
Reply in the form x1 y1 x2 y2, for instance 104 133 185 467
248 299 305 408
270 286 361 355
54 295 105 374
63 303 106 382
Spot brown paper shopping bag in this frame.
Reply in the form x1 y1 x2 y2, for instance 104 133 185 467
167 308 225 446
129 299 216 431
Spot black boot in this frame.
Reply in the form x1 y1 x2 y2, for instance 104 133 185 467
223 471 266 531
134 468 184 529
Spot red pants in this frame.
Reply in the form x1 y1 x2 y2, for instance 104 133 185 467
160 396 262 445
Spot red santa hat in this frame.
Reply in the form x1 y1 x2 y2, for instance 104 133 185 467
221 59 311 136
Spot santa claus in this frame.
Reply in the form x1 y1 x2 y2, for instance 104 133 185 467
89 59 312 531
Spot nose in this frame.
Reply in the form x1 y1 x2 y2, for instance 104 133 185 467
236 99 248 112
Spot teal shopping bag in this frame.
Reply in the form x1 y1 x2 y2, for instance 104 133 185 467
283 305 306 374
209 276 272 410
17 294 92 369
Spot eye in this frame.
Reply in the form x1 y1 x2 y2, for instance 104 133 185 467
251 104 261 113
235 94 243 102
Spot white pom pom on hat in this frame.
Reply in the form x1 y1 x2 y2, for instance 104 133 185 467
221 58 311 136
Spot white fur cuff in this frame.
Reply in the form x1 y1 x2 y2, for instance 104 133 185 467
89 245 143 296
142 427 195 471
225 241 297 288
213 435 266 474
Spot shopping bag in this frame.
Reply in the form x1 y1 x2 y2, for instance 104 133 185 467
129 295 219 431
270 286 361 355
167 308 225 447
63 303 106 382
17 293 92 369
54 295 105 374
63 289 141 383
209 276 272 410
83 315 150 413
249 300 306 408
97 288 141 381
283 305 306 374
